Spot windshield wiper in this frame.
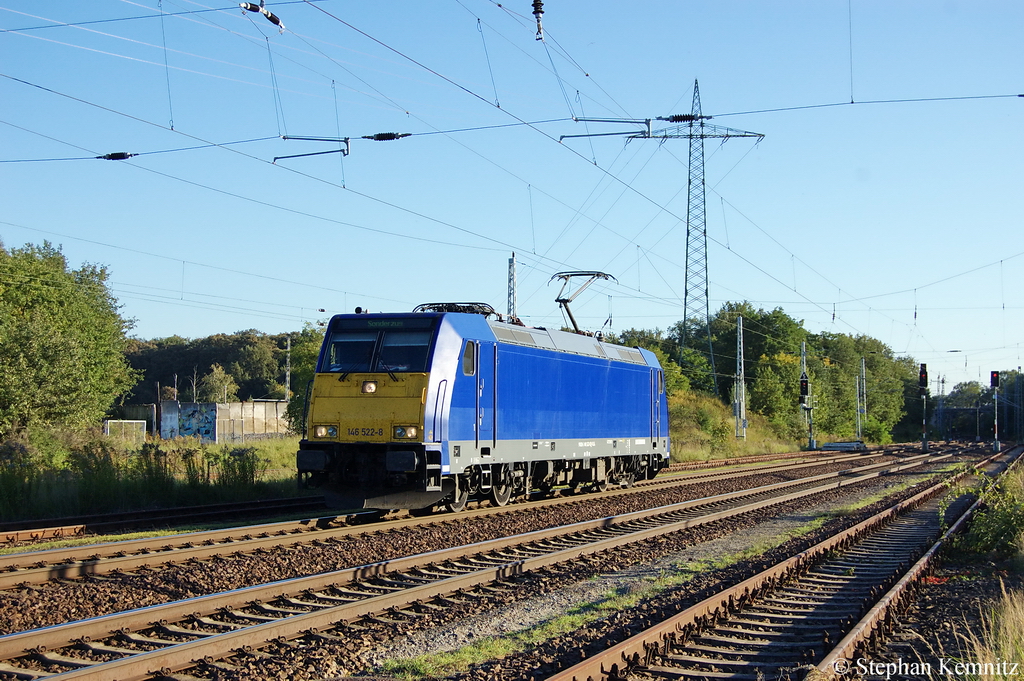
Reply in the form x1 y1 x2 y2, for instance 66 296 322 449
339 348 375 382
378 361 399 382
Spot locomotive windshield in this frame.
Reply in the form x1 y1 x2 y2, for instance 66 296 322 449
320 317 436 374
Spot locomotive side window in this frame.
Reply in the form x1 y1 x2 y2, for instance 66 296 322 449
325 331 377 373
461 341 476 376
377 330 432 372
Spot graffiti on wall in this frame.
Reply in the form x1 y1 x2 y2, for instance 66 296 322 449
178 403 217 443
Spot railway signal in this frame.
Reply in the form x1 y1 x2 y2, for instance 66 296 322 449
992 371 1001 452
918 364 928 396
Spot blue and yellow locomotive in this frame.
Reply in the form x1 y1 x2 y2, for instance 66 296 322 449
296 304 670 512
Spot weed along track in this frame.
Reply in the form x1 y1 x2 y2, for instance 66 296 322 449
0 448 981 680
0 450 902 591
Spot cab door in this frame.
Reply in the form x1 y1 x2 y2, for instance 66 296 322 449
477 341 496 452
651 368 663 442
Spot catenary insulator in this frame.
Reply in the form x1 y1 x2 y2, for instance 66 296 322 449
362 132 411 141
239 2 284 30
97 152 135 160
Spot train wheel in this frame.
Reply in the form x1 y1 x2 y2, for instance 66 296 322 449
489 465 513 507
444 480 469 513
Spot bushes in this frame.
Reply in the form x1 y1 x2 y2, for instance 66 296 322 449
667 391 797 461
953 469 1024 559
0 427 290 522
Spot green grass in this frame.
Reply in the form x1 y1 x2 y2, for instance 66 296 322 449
0 428 304 523
667 392 800 463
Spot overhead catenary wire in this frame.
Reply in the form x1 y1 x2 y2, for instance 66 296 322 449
4 1 1015 372
0 219 414 306
8 2 991 342
9 3 1007 360
264 12 889 340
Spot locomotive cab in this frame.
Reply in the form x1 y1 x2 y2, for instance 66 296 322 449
297 314 451 509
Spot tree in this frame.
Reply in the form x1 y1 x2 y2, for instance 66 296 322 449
285 324 325 430
0 241 139 435
748 352 804 439
199 364 239 403
229 331 280 399
648 347 689 395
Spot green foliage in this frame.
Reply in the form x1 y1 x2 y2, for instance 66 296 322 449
700 302 808 399
0 242 139 436
198 363 239 403
210 446 268 488
664 301 920 444
667 391 796 460
747 352 803 439
126 329 294 404
284 324 325 432
953 470 1024 559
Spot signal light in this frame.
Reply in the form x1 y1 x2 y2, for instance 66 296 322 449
799 375 809 400
991 371 1000 388
919 363 928 396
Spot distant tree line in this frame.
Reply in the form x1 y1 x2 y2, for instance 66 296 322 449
5 240 1005 445
939 373 1022 442
124 325 324 426
606 301 927 444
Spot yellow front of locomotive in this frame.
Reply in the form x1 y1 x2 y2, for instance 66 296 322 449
306 372 428 447
297 314 445 510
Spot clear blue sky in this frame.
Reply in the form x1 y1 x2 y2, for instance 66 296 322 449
2 1 1021 391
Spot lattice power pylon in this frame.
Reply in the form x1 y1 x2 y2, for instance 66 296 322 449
627 81 763 388
559 81 763 391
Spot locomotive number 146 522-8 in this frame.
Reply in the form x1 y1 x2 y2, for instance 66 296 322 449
348 427 385 437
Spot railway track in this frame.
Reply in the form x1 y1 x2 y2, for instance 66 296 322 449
0 496 329 545
545 447 1017 681
0 449 911 590
0 449 966 680
0 448 885 547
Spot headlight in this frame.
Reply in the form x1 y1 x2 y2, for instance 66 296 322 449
361 381 377 394
313 425 338 438
393 426 418 439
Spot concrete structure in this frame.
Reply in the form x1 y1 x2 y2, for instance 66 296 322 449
159 400 289 444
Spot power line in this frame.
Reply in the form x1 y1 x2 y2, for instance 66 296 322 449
6 3 1015 356
714 93 1023 118
0 219 415 305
